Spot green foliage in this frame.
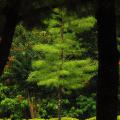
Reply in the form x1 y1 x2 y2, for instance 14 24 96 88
117 37 120 52
0 5 97 119
0 96 29 119
27 8 97 90
38 99 57 118
86 116 120 120
0 84 9 100
0 118 79 120
49 117 78 120
33 44 59 54
86 117 96 120
0 24 34 119
25 117 79 120
75 95 96 118
35 93 96 119
70 16 96 33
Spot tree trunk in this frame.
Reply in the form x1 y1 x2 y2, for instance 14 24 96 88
28 97 37 118
96 0 119 120
57 8 65 120
58 86 62 120
0 11 19 76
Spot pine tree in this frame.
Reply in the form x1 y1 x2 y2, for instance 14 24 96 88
27 8 97 119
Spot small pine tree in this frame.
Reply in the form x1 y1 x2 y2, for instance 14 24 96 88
27 8 97 119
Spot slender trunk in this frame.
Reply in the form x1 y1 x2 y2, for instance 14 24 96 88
96 0 119 120
58 86 62 120
0 11 19 76
27 92 37 119
58 8 64 120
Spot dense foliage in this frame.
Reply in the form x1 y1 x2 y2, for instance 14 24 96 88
0 5 97 120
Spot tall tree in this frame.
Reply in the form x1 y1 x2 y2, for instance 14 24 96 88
96 0 119 120
27 8 97 119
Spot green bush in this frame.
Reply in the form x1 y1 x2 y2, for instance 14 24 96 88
37 95 96 119
118 116 120 120
38 99 58 118
49 117 78 120
0 96 29 119
67 95 96 119
86 116 96 120
29 118 78 120
28 119 45 120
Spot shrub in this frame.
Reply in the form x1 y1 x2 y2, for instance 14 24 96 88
86 116 96 120
69 95 96 119
49 117 78 120
29 118 78 120
0 96 29 119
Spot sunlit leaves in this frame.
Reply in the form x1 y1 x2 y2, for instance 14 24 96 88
32 60 46 70
33 44 59 53
70 16 96 33
27 8 97 91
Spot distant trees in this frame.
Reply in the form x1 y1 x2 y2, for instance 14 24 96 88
0 0 119 119
0 0 63 75
0 25 34 119
0 0 84 76
0 11 97 118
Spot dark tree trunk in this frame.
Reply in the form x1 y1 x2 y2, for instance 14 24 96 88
0 11 19 76
96 0 119 120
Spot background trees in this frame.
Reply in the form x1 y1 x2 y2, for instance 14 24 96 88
0 4 98 119
0 0 95 76
0 0 119 120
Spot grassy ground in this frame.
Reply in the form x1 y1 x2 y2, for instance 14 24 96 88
0 117 78 120
1 116 120 120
